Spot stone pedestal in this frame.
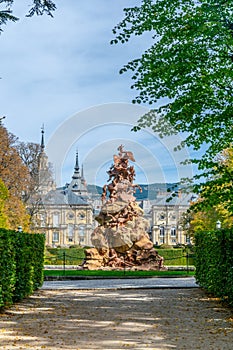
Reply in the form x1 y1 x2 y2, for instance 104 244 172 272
82 145 165 270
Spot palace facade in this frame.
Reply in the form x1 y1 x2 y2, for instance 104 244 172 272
151 193 193 246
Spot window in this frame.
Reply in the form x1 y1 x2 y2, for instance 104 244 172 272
159 226 165 236
79 225 85 244
53 213 59 226
52 232 59 243
40 213 46 227
79 212 85 219
170 227 176 237
68 224 74 242
159 214 165 220
68 212 74 219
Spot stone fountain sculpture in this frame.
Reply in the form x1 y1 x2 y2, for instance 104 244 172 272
83 145 164 270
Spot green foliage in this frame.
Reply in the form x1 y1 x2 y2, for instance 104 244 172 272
26 0 56 18
14 232 45 301
0 179 9 228
0 228 45 309
0 1 18 34
191 148 233 214
0 1 56 34
112 0 233 212
0 229 16 308
195 229 233 306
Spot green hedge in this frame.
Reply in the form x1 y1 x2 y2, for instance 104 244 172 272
195 229 233 306
0 229 16 308
0 228 45 309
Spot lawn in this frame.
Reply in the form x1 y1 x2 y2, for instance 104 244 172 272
44 269 195 277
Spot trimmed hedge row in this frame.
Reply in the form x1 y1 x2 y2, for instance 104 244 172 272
195 229 233 306
0 228 45 309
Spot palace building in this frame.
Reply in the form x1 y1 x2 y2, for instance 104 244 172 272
151 193 194 246
36 130 94 247
35 129 193 247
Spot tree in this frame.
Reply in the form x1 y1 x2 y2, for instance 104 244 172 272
191 147 233 213
16 140 54 226
0 178 9 228
181 203 233 236
0 0 56 33
179 147 233 234
112 0 233 210
0 125 31 229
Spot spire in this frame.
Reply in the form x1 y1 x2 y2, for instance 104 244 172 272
74 150 80 172
41 124 45 152
72 150 80 180
38 124 56 194
69 149 88 196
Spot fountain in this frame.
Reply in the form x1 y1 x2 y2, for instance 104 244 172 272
83 145 164 270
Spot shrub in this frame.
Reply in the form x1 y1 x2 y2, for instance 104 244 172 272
0 228 45 309
0 229 16 308
195 229 233 306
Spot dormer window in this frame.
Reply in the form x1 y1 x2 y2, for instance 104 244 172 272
68 212 74 219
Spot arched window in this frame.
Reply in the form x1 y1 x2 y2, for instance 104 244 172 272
68 224 74 242
159 226 165 236
170 227 176 236
52 232 59 243
53 212 59 226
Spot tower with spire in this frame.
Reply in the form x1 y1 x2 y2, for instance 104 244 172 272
38 125 56 195
68 150 88 197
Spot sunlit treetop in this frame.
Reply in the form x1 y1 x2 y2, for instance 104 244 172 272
112 0 233 166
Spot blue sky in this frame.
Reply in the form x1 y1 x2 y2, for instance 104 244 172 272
0 0 196 186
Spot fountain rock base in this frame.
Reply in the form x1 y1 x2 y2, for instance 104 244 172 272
82 146 165 271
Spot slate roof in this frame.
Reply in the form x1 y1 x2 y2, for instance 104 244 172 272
152 193 196 207
41 188 89 206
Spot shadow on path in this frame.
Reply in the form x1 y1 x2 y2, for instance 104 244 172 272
0 288 233 349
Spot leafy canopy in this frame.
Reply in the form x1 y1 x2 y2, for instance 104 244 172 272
112 0 233 161
112 0 233 211
191 147 233 213
0 125 31 230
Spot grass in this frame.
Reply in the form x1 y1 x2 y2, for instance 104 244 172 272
44 247 195 266
43 269 195 277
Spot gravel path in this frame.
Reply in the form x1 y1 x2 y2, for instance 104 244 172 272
41 276 199 290
0 285 233 349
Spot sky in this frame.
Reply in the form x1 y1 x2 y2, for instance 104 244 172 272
0 0 197 187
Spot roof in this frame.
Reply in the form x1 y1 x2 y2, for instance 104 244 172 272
41 188 89 206
152 193 196 207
